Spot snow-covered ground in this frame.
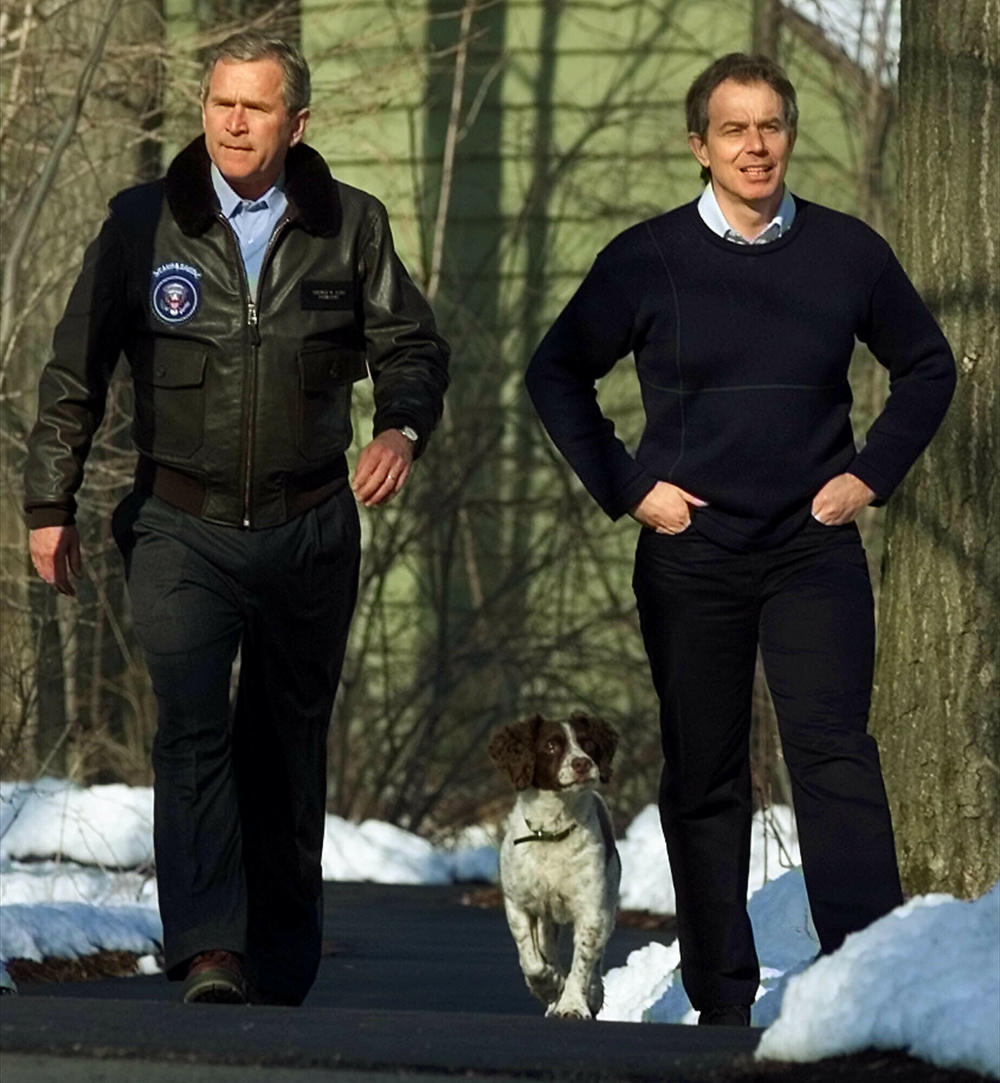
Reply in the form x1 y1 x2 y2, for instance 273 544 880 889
1 778 996 1078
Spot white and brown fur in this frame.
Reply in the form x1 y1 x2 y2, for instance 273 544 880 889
488 713 620 1018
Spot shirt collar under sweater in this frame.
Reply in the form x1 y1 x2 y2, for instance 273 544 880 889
697 183 796 245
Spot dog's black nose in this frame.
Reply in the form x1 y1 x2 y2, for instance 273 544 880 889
572 756 594 777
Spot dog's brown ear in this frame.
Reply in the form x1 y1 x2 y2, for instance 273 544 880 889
569 712 619 784
488 715 543 790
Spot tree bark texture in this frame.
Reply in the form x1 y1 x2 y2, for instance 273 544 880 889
871 0 999 898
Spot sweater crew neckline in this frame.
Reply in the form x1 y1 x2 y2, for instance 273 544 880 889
686 195 809 255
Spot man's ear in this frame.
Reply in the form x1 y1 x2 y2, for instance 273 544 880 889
289 108 310 148
687 132 710 169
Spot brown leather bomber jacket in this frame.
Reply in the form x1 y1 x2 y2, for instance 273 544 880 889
23 138 450 530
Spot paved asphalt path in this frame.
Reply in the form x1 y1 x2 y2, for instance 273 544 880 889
0 881 774 1082
4 881 986 1083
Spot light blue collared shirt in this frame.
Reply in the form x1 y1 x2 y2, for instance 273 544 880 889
211 164 288 296
697 183 796 245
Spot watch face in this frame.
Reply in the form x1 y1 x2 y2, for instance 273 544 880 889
401 425 419 442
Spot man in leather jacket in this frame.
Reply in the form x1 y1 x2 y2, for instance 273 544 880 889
24 32 449 1006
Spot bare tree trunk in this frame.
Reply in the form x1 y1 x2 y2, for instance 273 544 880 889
385 0 507 827
871 0 999 898
752 0 781 57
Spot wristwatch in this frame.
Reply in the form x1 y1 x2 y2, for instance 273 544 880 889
399 425 419 443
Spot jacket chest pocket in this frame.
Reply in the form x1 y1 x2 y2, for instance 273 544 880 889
131 343 208 461
298 345 368 461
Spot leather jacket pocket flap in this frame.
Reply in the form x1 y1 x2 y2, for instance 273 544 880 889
135 345 208 389
299 347 368 392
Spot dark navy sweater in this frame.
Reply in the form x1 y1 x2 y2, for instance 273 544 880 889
525 197 956 551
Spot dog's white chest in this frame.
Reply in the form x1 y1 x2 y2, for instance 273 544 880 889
500 797 618 922
503 839 582 921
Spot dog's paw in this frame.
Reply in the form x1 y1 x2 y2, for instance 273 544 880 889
547 1006 591 1019
547 992 593 1019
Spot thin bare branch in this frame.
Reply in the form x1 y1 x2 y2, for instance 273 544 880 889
0 0 125 373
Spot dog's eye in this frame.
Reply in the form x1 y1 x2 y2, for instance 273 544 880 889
579 738 596 754
544 738 563 755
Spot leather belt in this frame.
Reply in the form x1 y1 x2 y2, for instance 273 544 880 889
134 455 349 523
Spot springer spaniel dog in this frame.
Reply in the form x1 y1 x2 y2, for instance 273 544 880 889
488 712 620 1019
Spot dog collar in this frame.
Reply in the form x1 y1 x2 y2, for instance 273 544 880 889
512 823 578 846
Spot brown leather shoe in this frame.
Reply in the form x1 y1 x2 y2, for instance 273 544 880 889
182 950 246 1004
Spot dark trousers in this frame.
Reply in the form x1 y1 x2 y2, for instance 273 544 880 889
632 517 903 1010
114 487 360 1004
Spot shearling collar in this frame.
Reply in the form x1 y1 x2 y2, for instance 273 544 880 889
164 137 342 238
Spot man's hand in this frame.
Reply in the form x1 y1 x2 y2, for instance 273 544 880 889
630 481 709 534
811 473 875 526
352 429 415 507
29 525 83 596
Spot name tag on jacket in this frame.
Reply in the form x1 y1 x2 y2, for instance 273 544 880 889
301 280 354 310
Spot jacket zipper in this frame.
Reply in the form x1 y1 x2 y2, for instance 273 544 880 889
223 217 258 529
218 212 289 529
243 216 290 526
243 298 260 527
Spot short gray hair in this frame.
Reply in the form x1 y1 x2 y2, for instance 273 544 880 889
200 31 311 115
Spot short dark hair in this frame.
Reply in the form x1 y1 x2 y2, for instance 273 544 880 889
200 31 311 115
685 53 798 182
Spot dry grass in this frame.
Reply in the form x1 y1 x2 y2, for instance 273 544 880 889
5 949 150 984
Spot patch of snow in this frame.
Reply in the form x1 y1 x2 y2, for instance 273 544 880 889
599 939 680 1022
757 884 1000 1078
1 780 153 868
1 902 162 964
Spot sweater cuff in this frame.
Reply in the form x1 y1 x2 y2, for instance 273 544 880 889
607 472 659 521
845 457 893 508
25 504 76 530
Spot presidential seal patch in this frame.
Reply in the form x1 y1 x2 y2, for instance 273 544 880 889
151 262 201 324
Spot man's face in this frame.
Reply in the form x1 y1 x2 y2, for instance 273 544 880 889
202 57 308 200
687 78 795 216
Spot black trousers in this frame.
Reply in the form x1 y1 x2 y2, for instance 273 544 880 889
633 517 903 1010
114 487 360 1004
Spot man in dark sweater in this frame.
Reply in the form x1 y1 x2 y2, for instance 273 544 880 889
525 53 955 1026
